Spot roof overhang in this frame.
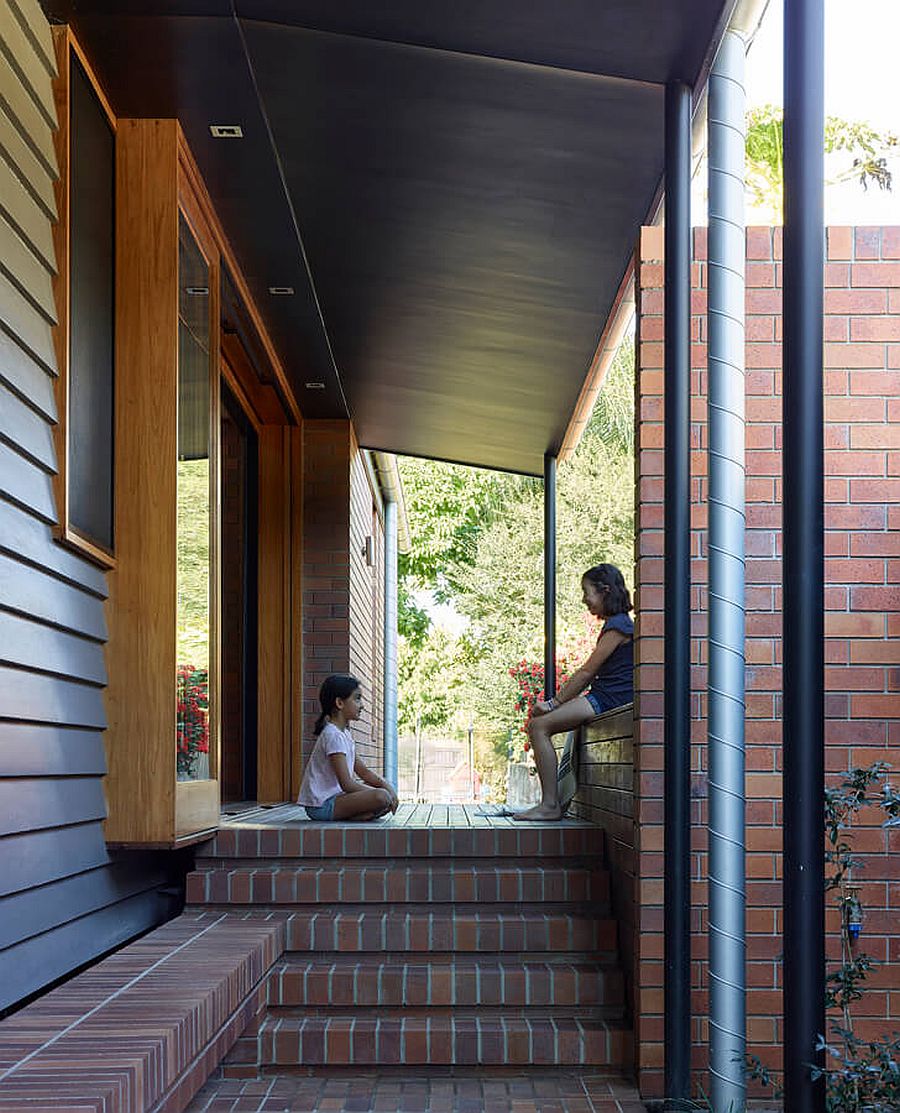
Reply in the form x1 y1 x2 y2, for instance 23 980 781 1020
49 1 734 475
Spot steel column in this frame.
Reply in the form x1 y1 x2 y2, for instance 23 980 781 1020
707 29 747 1113
782 1 826 1110
544 452 557 698
664 79 692 1112
383 498 399 788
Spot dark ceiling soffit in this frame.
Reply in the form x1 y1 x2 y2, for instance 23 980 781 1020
359 442 544 481
239 18 666 92
231 11 352 422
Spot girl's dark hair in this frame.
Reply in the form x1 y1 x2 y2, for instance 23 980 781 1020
314 673 362 735
582 563 632 616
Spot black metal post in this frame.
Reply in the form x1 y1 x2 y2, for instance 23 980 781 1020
544 452 557 698
783 2 825 1110
664 79 692 1112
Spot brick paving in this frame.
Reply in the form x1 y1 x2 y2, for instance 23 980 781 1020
186 1072 647 1112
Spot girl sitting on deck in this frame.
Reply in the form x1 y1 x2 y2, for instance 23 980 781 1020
514 563 634 822
298 674 399 821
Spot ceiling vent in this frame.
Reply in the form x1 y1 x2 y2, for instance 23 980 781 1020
305 382 326 390
210 124 243 138
268 286 295 295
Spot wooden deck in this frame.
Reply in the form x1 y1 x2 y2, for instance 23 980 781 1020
220 802 596 829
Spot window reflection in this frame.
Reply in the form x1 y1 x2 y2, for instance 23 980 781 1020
176 216 212 781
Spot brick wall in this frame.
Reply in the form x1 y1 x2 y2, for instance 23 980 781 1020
633 224 900 1098
558 706 637 1030
301 420 386 772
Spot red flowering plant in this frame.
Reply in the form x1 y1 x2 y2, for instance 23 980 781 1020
507 631 597 761
507 657 574 766
176 664 209 778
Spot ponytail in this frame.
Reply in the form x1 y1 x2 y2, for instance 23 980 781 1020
314 673 362 735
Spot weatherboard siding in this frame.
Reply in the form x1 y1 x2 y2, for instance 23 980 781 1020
0 0 172 1014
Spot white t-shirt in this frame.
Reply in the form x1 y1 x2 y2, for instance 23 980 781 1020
298 721 355 807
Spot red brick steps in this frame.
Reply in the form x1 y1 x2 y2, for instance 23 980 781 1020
259 1015 632 1067
205 819 606 861
268 958 624 1009
186 813 632 1076
282 908 618 953
187 864 609 905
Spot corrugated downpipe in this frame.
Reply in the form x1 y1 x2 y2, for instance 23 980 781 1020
707 27 747 1113
383 499 399 788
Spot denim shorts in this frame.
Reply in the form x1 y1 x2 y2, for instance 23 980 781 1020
304 794 338 821
586 691 623 716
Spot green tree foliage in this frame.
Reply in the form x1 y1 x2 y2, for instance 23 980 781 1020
396 339 635 748
746 104 898 222
397 627 463 736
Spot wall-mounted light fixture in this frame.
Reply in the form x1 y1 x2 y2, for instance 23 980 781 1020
362 535 375 567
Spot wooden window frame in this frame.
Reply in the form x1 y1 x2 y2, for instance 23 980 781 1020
51 28 118 569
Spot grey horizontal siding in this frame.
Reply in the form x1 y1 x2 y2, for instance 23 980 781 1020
5 0 55 77
0 500 106 597
0 555 107 639
0 859 168 951
0 774 106 837
0 821 110 897
0 208 56 322
0 0 56 127
0 0 179 1015
0 723 107 776
0 664 107 727
0 121 55 269
0 266 57 371
0 326 56 422
0 49 56 176
0 438 55 519
0 888 170 1013
0 611 107 684
0 100 56 220
0 379 56 470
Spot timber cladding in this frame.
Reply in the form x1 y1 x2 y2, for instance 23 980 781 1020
0 8 175 1012
633 223 900 1099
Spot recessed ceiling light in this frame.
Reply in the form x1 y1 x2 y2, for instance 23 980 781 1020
210 124 243 138
305 382 326 390
268 286 295 295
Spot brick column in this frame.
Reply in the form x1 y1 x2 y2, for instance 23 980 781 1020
633 224 900 1100
302 420 385 772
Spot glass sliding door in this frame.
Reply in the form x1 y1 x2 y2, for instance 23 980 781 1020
176 214 215 781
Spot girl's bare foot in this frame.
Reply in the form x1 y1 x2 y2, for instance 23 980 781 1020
512 803 563 822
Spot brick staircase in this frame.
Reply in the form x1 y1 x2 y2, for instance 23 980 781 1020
185 810 632 1073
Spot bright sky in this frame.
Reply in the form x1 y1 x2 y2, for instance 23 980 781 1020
735 0 900 224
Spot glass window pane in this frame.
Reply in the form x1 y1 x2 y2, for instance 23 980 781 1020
176 216 212 781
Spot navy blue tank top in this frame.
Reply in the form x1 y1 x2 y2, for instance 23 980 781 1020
588 611 634 705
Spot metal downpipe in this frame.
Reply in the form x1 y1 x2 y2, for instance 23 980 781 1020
782 1 826 1108
544 453 557 698
383 499 399 788
707 29 747 1112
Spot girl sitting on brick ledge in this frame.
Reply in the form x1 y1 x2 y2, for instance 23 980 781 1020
298 674 399 821
514 563 634 822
